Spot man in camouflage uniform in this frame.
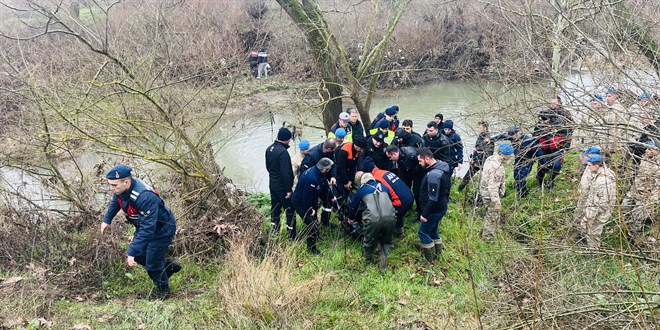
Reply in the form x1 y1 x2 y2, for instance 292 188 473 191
621 140 660 235
479 143 514 240
576 154 617 248
574 146 603 227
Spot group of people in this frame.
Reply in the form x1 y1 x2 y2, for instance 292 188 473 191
95 87 657 299
267 88 660 268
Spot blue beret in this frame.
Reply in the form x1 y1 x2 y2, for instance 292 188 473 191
443 120 454 130
606 88 617 95
299 139 311 150
592 94 604 102
499 143 514 155
385 107 397 116
335 128 347 138
583 146 602 155
648 140 657 148
587 154 603 164
377 119 390 129
106 164 132 179
638 92 652 100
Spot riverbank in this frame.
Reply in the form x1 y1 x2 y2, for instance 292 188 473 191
2 152 657 329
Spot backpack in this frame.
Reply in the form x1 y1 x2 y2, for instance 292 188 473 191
362 183 396 224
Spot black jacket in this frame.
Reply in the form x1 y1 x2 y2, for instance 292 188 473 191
360 139 391 171
265 141 294 192
300 143 335 175
418 160 451 218
423 133 452 164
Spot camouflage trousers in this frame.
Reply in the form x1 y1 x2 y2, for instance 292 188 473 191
621 192 657 234
481 196 501 239
578 206 611 248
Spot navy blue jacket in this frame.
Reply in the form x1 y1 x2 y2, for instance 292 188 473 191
265 141 294 192
104 178 176 257
443 130 464 166
300 143 335 175
471 132 494 166
347 180 392 219
418 160 451 218
491 133 540 163
369 112 399 131
292 166 329 213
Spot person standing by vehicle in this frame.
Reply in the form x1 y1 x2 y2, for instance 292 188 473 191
101 164 179 301
257 48 269 79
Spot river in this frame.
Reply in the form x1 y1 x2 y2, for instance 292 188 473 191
216 80 513 193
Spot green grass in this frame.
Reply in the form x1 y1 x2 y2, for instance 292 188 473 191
2 151 658 329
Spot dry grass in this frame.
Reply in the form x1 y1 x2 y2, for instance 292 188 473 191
216 235 342 328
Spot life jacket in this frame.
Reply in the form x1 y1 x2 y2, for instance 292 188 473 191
371 168 402 207
341 142 360 160
117 178 160 223
361 182 396 224
538 135 565 153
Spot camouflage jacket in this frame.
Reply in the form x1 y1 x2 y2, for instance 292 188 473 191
479 154 506 203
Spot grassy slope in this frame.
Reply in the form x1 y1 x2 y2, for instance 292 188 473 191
2 152 658 329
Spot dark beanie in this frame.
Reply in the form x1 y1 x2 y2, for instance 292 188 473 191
361 156 375 172
353 136 368 150
377 118 390 129
277 127 292 141
443 120 454 130
394 128 409 140
385 107 397 116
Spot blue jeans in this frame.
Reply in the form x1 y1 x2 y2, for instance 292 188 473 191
418 209 448 245
514 160 533 195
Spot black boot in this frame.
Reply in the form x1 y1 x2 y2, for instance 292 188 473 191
364 247 374 264
457 180 467 192
165 261 182 278
379 244 391 272
148 286 170 301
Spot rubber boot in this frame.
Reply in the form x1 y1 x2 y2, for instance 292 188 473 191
457 180 467 192
421 242 436 262
395 227 404 238
433 239 443 256
363 247 374 264
379 244 392 272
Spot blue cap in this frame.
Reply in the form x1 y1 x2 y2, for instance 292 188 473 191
385 106 397 116
299 139 311 150
335 128 347 138
587 154 603 164
583 146 602 155
592 94 604 102
638 92 652 100
377 118 390 129
499 143 514 155
106 164 132 179
606 88 617 95
648 140 657 148
443 120 454 130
